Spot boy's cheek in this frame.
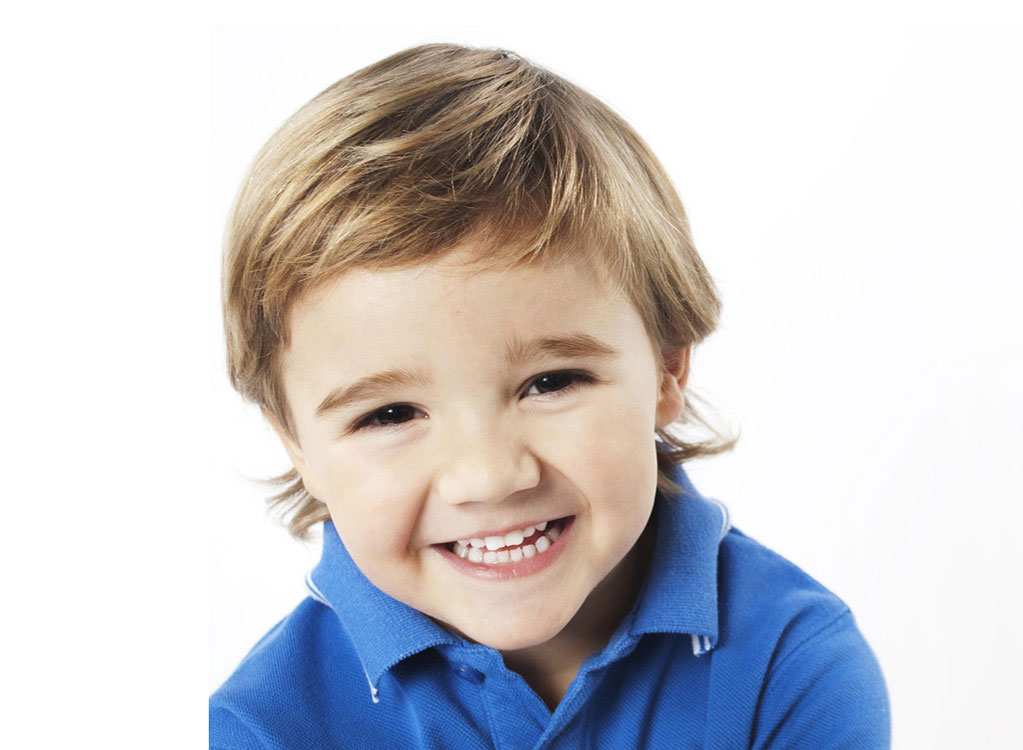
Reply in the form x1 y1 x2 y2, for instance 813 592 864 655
318 466 423 542
327 504 420 583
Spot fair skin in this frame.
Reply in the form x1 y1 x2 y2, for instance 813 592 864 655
270 241 690 710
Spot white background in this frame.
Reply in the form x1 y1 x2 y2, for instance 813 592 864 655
3 3 1021 748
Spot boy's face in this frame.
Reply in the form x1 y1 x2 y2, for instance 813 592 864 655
273 242 687 651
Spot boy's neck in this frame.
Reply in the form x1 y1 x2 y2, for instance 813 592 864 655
499 512 657 711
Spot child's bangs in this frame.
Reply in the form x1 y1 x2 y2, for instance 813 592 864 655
278 68 624 280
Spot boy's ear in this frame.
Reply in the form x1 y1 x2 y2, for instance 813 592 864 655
261 409 325 500
654 345 691 429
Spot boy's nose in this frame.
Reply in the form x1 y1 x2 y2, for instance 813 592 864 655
432 422 541 506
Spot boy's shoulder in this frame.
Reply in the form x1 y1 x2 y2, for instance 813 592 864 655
708 524 889 746
714 523 868 673
718 525 855 641
209 596 368 749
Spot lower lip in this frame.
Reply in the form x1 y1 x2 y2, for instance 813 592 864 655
432 516 575 581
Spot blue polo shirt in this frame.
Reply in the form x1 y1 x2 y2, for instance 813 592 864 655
210 464 890 748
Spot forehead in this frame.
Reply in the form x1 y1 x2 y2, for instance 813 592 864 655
282 248 647 377
289 248 622 340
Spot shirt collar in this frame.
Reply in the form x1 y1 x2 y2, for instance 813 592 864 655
306 462 729 698
628 462 730 655
306 523 458 701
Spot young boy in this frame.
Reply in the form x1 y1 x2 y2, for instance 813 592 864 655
211 44 890 748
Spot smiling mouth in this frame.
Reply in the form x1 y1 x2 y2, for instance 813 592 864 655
444 517 570 565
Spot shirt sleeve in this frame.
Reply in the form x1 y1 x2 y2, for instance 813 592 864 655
752 610 891 750
209 705 264 750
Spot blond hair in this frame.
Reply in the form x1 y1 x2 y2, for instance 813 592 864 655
223 43 737 539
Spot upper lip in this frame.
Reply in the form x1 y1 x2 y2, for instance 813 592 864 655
438 515 570 544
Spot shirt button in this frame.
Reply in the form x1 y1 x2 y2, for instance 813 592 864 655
451 663 485 684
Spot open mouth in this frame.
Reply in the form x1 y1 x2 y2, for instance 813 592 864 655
446 517 571 565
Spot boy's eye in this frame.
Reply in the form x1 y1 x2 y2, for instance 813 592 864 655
352 403 426 432
349 370 595 433
523 370 595 397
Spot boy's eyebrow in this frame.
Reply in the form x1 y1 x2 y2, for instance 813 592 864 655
314 333 619 419
501 332 619 368
315 367 430 419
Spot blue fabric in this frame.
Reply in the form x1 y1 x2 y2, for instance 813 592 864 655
210 464 890 748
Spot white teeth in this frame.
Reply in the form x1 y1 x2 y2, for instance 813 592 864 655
474 523 544 551
464 538 546 564
456 518 564 563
